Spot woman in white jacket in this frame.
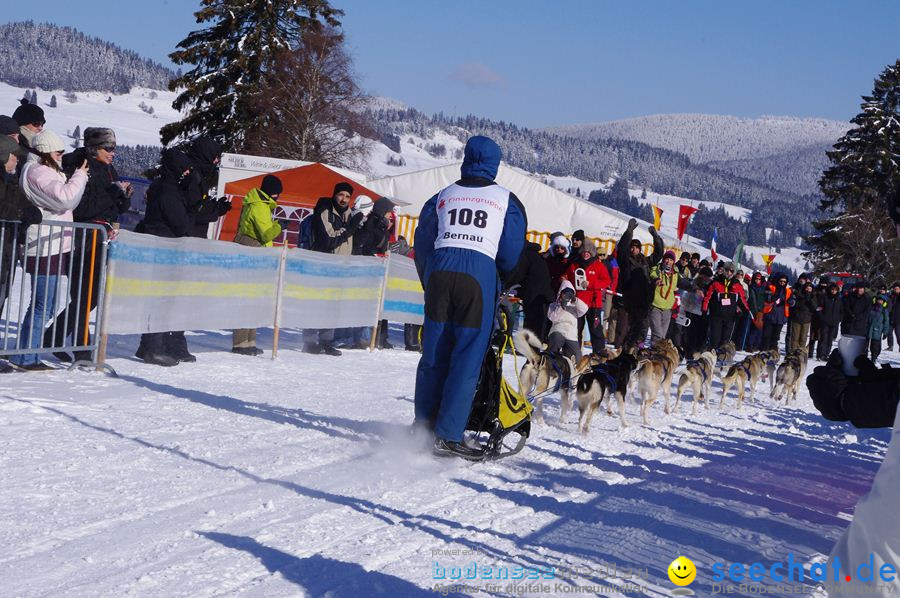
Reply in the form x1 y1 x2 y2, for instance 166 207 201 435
13 130 88 370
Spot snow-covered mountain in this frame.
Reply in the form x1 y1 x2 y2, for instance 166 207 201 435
545 113 849 165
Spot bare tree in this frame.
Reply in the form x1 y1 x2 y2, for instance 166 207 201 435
243 27 372 170
806 201 900 283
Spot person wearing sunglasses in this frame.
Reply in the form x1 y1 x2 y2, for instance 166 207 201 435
43 128 132 364
11 100 46 177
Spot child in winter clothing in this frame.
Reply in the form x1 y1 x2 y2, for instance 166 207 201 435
547 279 588 360
867 294 891 362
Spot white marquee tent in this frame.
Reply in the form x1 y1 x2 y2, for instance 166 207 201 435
367 162 707 255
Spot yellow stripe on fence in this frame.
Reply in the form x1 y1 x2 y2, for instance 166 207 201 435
282 285 381 302
387 277 424 293
109 277 274 298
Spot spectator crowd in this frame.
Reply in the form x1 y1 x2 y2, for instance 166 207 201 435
1 98 898 372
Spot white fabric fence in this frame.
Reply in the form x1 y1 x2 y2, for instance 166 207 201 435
104 231 425 335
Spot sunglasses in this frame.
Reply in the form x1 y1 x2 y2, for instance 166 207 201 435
99 146 116 152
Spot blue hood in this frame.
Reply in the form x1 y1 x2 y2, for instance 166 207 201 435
460 135 501 181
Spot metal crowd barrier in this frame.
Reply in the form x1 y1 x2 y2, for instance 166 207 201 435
0 219 109 371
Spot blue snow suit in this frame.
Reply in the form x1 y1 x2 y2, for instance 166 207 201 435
413 136 527 442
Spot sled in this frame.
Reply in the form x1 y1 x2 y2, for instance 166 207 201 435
463 308 533 462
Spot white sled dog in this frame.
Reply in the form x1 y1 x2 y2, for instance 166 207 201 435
719 353 768 410
513 329 577 423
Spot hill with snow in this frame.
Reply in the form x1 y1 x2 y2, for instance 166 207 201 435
0 21 175 93
545 113 849 165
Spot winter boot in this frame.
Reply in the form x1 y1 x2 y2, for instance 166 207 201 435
136 333 179 367
320 344 342 357
165 331 196 363
433 437 483 460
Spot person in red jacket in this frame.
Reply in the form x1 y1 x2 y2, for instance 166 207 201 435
566 239 611 354
702 261 750 349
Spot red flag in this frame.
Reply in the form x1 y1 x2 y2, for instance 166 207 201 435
762 254 777 274
677 205 699 240
651 205 664 230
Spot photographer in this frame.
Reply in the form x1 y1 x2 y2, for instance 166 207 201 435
546 280 588 360
807 352 899 597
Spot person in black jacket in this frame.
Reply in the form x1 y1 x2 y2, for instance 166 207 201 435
42 128 132 363
842 282 871 338
133 148 195 366
505 240 553 342
303 182 365 356
352 196 396 349
816 283 843 360
0 137 41 370
615 218 663 348
888 282 900 351
183 136 231 239
787 280 817 351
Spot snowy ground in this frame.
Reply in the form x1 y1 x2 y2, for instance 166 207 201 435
0 326 892 597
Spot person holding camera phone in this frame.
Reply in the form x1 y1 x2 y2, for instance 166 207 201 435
547 279 588 361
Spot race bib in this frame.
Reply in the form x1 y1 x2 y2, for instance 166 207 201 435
433 183 510 259
721 298 732 306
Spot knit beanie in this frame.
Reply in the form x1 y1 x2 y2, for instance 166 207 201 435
333 181 354 196
261 174 283 197
0 115 18 135
83 127 116 149
0 136 25 164
630 238 642 249
31 130 66 154
663 250 677 262
572 229 585 242
12 100 45 126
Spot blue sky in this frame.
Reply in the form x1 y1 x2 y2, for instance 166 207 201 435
5 0 899 127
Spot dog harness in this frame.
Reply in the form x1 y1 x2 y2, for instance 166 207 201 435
590 363 618 395
736 361 753 379
685 359 709 384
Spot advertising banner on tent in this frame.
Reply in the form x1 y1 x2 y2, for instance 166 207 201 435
280 250 386 330
382 255 425 325
105 231 280 334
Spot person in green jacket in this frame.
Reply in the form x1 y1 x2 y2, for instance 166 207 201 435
867 293 892 363
232 175 283 355
648 250 680 344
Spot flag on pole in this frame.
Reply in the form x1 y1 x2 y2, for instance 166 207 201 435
762 254 777 274
651 205 663 230
710 227 718 261
676 205 699 240
733 241 745 267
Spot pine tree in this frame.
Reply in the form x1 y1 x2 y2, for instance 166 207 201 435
49 94 57 108
161 0 343 150
806 60 900 281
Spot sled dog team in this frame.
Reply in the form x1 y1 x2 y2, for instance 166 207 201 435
513 329 808 433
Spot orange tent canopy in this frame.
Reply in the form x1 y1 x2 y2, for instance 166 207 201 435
219 162 381 243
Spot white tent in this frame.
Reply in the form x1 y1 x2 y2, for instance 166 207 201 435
367 162 707 254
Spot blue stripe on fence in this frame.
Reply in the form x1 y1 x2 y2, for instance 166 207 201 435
382 300 425 315
111 242 280 270
285 258 385 279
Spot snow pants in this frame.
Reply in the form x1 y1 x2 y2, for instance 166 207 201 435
577 307 606 354
818 324 838 360
648 307 671 345
414 249 498 442
708 314 736 349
